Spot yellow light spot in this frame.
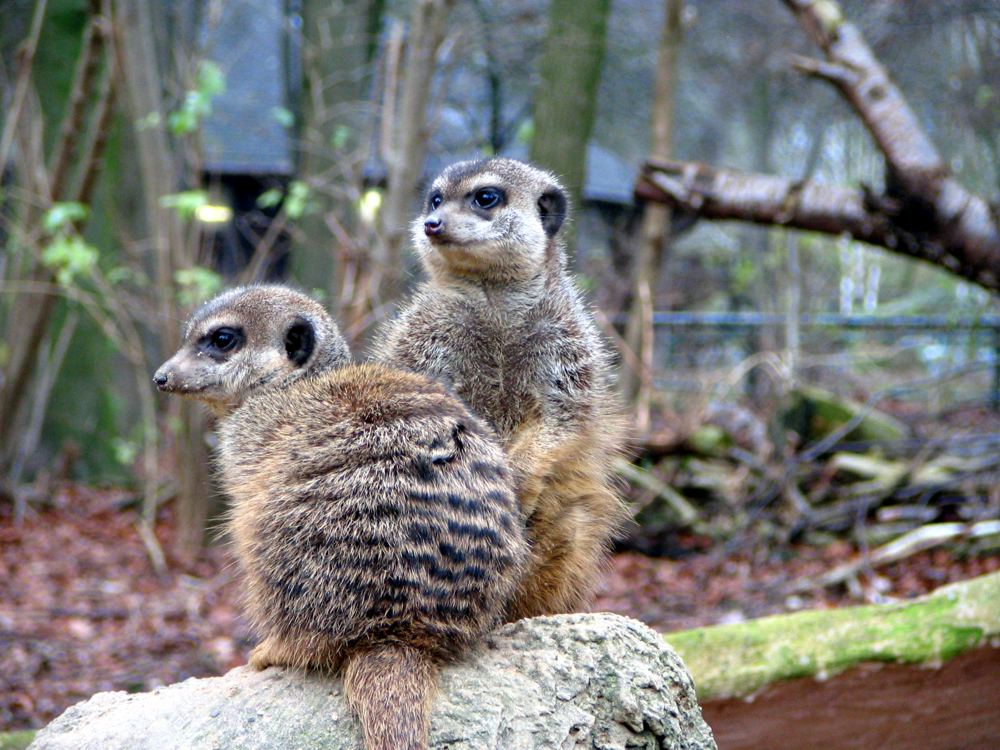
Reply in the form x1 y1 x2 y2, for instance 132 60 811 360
195 204 233 223
359 188 383 225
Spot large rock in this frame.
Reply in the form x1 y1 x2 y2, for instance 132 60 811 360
30 614 716 750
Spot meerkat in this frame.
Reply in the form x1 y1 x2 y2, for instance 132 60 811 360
373 157 629 621
154 285 527 750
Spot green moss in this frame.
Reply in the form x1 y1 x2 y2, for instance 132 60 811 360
665 571 1000 700
0 730 36 750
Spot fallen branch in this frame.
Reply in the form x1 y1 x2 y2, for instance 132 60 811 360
614 457 699 527
790 520 1000 592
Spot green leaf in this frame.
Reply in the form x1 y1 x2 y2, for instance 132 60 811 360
197 60 226 97
175 265 223 307
159 190 209 220
256 188 284 209
168 105 198 135
41 235 99 286
135 111 161 130
731 256 757 292
43 202 89 234
107 265 148 287
168 61 225 135
330 124 351 150
285 180 310 220
271 106 294 128
975 85 994 110
111 437 138 466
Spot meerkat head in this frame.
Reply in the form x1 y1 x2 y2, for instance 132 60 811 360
413 157 568 283
153 285 350 414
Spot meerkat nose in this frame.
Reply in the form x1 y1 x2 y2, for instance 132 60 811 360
424 217 443 237
153 372 168 388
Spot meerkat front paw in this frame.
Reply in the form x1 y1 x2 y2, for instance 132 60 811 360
248 638 283 670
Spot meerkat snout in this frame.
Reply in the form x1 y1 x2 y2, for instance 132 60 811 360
423 216 443 237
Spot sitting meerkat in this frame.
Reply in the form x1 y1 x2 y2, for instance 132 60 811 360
373 157 629 621
154 285 527 750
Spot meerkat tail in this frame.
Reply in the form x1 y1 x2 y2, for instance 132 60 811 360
342 645 437 750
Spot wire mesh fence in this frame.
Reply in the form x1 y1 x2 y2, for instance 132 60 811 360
646 313 1000 414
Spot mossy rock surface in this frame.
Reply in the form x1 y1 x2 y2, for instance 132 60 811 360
0 731 36 750
781 384 909 444
665 571 1000 700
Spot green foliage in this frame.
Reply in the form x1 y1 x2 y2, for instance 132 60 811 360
30 0 88 151
135 111 161 131
43 311 128 481
812 0 844 32
159 190 208 221
41 235 99 286
974 85 994 110
106 265 147 287
175 266 223 308
111 436 138 467
256 188 283 210
285 181 311 220
271 105 294 128
40 202 99 287
730 256 757 295
42 201 89 233
0 730 36 750
168 60 225 135
330 124 351 151
255 182 311 219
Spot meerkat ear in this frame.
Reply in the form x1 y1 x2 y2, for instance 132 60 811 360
284 317 316 366
537 188 567 238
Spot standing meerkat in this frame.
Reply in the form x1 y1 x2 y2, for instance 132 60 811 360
373 157 629 621
154 285 526 750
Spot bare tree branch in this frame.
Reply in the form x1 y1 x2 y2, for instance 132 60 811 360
48 11 108 199
0 0 48 171
376 0 455 304
637 0 1000 292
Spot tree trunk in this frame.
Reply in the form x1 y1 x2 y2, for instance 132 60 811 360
374 0 454 306
115 0 212 550
622 0 682 433
528 0 611 253
296 0 383 309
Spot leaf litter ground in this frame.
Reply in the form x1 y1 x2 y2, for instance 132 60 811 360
1 484 997 730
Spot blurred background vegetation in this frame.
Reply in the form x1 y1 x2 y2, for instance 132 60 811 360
1 0 998 557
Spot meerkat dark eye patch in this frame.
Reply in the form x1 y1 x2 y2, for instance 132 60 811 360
472 187 504 210
537 188 567 237
284 318 315 366
198 326 244 358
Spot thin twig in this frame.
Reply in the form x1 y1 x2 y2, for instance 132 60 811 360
0 0 49 172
